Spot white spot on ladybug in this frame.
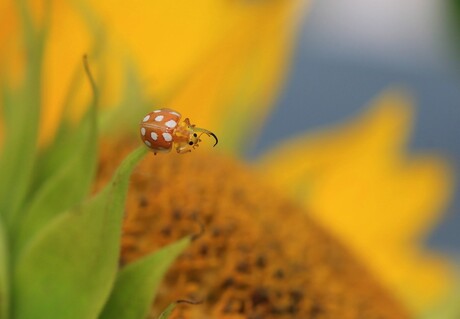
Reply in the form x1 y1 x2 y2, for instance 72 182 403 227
153 110 162 113
141 127 146 136
155 115 164 122
170 111 180 117
165 120 177 128
150 132 158 140
162 132 173 142
143 115 150 122
144 140 152 147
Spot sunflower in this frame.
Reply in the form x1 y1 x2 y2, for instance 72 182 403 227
0 1 455 318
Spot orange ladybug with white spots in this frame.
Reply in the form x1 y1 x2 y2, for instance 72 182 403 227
139 108 218 154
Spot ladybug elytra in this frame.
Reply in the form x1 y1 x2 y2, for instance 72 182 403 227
140 108 218 154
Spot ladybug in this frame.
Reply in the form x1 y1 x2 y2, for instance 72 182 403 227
140 108 218 154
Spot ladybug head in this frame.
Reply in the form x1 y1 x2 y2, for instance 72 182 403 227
188 126 218 149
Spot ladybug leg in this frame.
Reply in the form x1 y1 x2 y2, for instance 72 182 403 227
176 148 191 154
175 143 192 154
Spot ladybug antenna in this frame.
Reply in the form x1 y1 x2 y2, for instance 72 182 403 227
194 128 218 147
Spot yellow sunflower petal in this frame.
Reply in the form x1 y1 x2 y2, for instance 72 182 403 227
257 89 455 314
1 0 308 149
88 0 308 152
0 1 96 146
163 1 307 152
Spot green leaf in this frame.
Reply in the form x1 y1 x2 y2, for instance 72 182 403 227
157 299 202 319
448 0 460 57
13 58 98 256
29 63 89 192
0 0 46 224
99 237 190 319
157 302 178 319
0 219 9 319
0 85 39 222
12 147 147 319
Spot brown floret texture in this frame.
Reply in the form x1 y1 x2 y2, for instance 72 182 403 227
95 140 411 319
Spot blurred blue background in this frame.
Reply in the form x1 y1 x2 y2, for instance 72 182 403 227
250 0 460 253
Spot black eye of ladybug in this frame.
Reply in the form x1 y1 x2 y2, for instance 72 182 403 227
193 133 198 137
189 141 194 145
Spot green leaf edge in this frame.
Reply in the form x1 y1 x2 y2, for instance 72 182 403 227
157 302 178 319
0 0 46 225
13 59 98 257
0 219 9 319
29 58 92 193
12 146 147 319
99 236 190 319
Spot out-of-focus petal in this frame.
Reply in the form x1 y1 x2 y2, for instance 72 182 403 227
257 90 455 314
88 0 308 152
40 1 96 143
0 0 96 145
1 0 308 149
